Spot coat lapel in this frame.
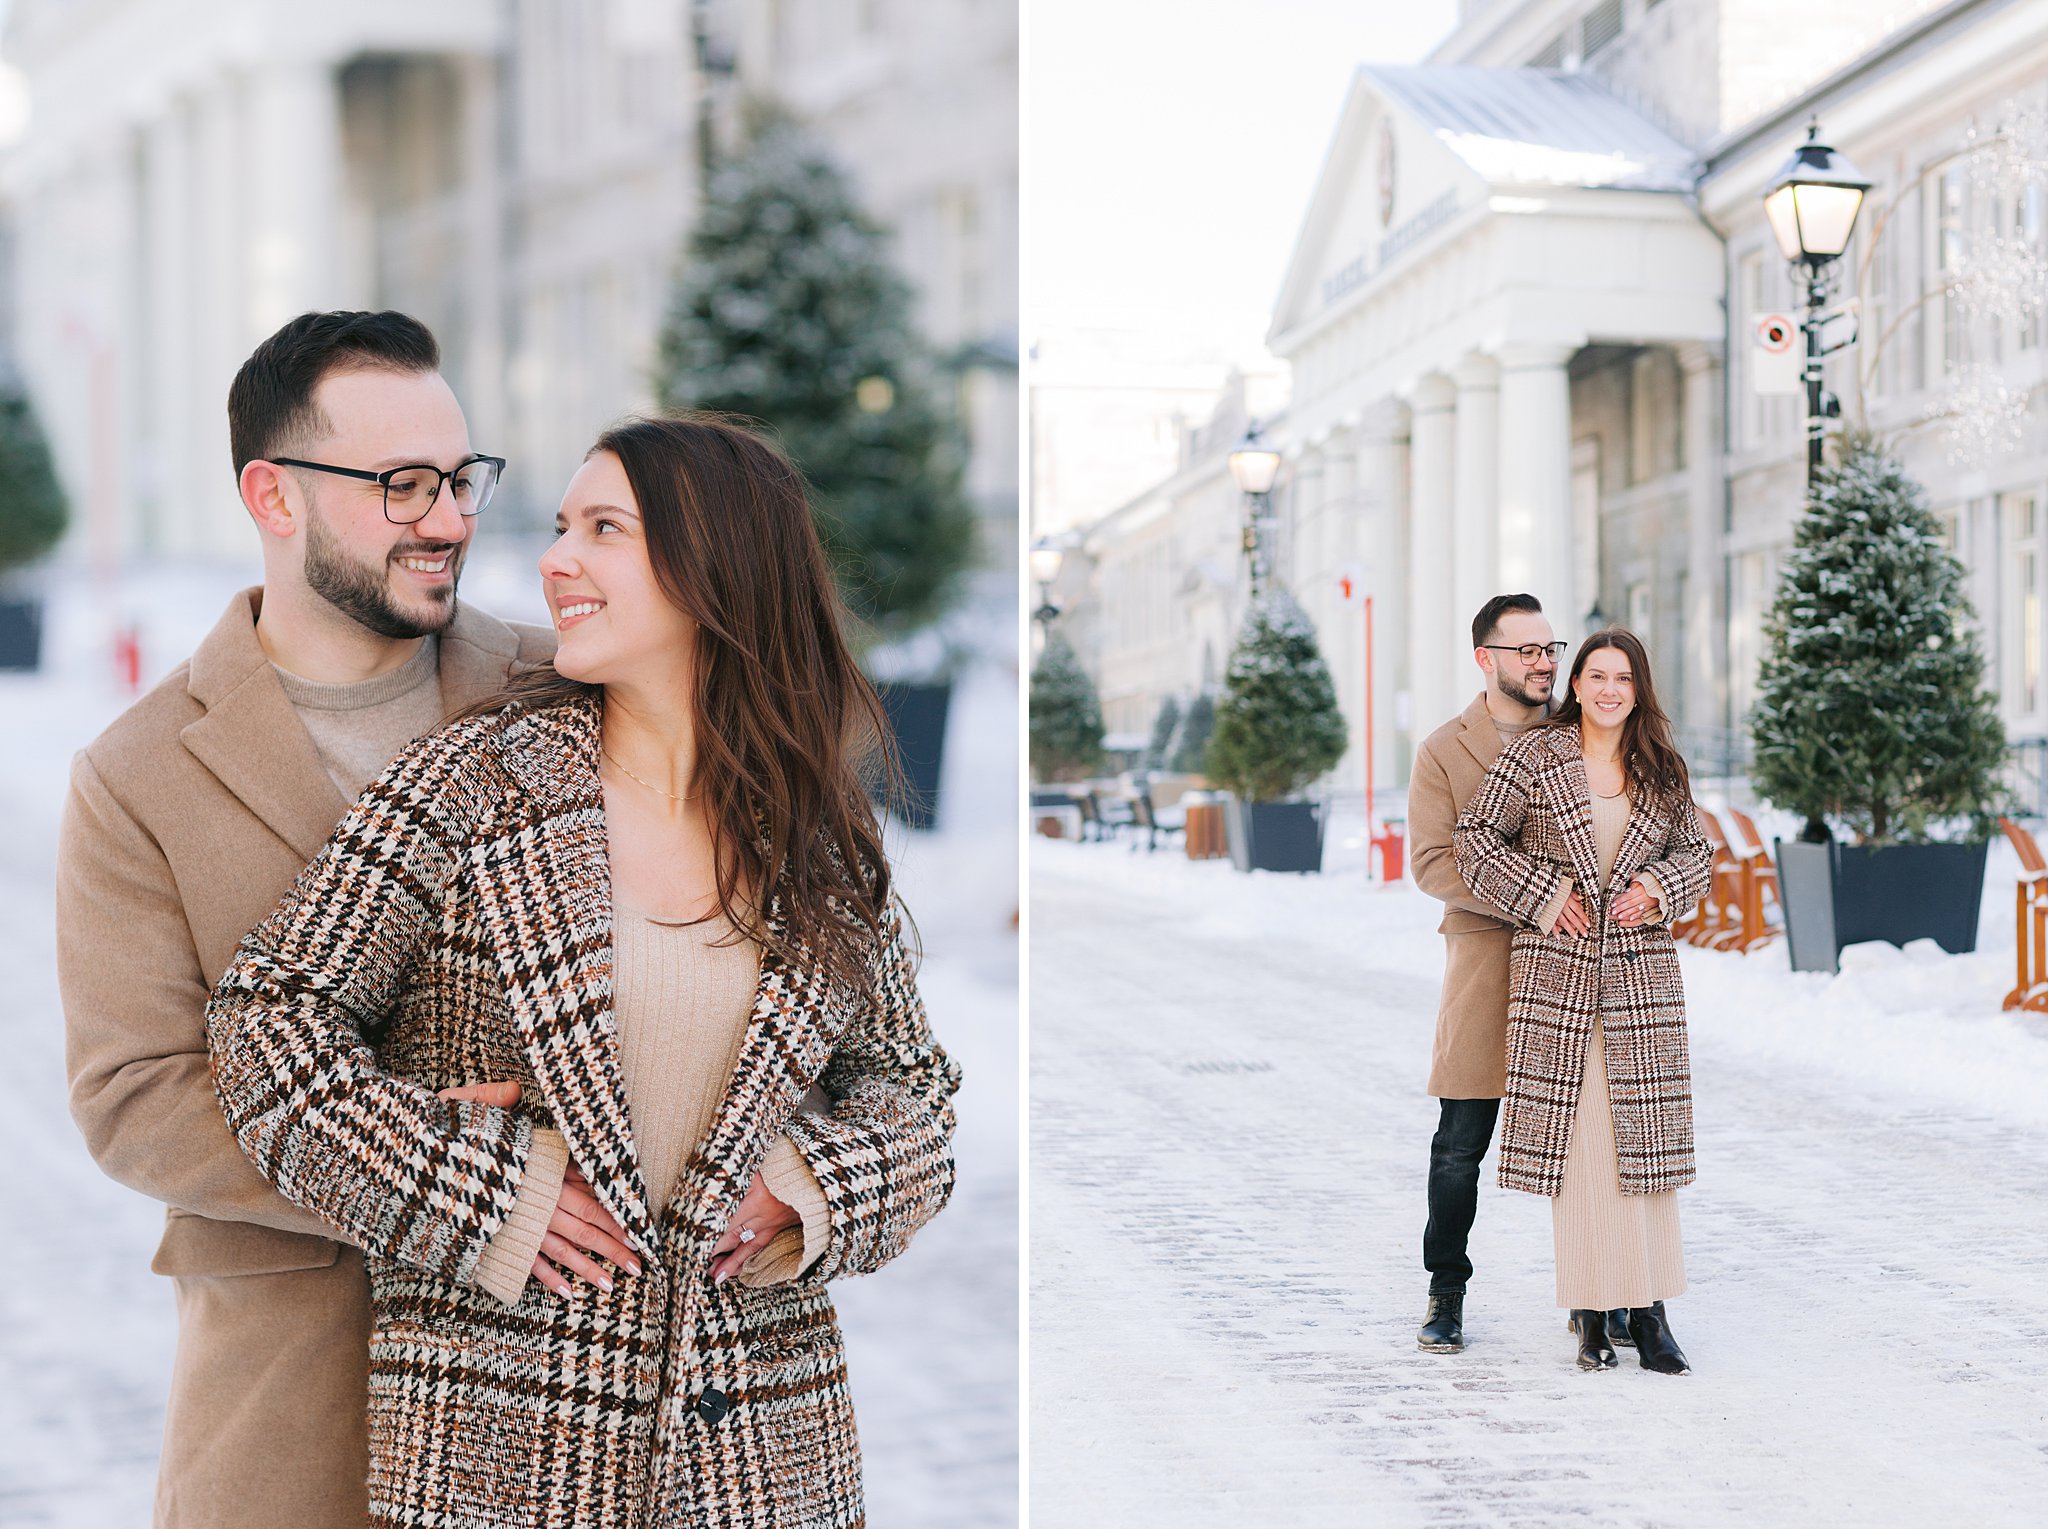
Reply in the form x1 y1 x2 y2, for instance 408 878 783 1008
436 602 527 718
486 696 662 1264
1608 792 1670 895
1455 691 1500 774
182 590 348 862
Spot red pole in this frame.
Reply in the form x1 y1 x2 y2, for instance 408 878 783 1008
1364 594 1375 876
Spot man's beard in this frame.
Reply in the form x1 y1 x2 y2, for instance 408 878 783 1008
1499 671 1553 709
303 507 461 640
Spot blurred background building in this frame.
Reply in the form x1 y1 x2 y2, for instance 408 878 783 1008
0 0 1017 559
1043 0 2048 798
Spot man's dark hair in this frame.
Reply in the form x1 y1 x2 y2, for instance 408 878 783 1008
227 311 440 478
1472 592 1543 650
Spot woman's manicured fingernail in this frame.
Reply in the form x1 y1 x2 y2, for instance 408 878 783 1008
598 1275 613 1291
714 1268 729 1285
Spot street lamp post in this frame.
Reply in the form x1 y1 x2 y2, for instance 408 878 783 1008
1762 120 1871 492
1227 424 1282 597
1029 540 1066 649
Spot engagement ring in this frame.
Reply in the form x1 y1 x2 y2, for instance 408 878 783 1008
738 1226 756 1244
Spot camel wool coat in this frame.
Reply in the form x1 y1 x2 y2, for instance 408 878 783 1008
1407 691 1517 1098
55 590 552 1529
1451 725 1713 1197
206 693 960 1529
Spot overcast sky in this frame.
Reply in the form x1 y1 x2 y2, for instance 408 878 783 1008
1026 0 1461 360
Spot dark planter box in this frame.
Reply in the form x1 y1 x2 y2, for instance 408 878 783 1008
1224 796 1325 874
874 680 952 832
1774 837 1989 974
0 595 41 671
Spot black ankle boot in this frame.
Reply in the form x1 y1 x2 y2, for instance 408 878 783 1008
1569 1309 1618 1370
1626 1301 1690 1374
1417 1291 1465 1353
1607 1307 1635 1347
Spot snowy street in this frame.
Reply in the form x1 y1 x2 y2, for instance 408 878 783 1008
0 561 1018 1527
1030 832 2048 1527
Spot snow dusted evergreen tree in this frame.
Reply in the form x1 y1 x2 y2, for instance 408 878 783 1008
0 388 67 576
1205 590 1348 802
1144 693 1181 771
1169 691 1216 776
654 107 977 641
1029 630 1105 782
1750 437 2006 842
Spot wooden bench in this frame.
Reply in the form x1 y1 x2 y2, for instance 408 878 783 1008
1998 816 2048 1012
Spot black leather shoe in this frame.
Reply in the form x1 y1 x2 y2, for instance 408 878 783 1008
1627 1301 1691 1374
1417 1291 1465 1353
1607 1307 1635 1347
1569 1309 1618 1370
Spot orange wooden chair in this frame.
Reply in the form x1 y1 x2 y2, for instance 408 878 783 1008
1997 817 2048 1011
1691 807 1750 950
1723 806 1784 950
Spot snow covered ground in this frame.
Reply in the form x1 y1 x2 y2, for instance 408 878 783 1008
0 554 1018 1526
1030 821 2048 1527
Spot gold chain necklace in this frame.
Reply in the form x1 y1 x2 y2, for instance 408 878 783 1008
601 747 700 802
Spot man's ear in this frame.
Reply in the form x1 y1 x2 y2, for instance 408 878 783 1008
1474 647 1495 677
240 460 298 539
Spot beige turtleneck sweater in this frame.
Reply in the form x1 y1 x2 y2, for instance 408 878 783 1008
473 906 829 1304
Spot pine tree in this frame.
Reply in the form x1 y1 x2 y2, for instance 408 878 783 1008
1169 691 1215 776
1144 693 1181 771
1029 630 1106 782
1750 437 2007 842
1205 590 1349 802
0 388 67 575
654 108 977 642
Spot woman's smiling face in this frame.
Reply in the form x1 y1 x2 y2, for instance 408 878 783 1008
539 450 698 688
1574 643 1636 731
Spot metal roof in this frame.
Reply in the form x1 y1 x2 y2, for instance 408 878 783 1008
1361 65 1698 194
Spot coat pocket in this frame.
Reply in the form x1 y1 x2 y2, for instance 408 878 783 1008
149 1208 343 1277
736 1285 863 1527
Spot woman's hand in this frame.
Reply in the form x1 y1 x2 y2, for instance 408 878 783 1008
1609 877 1655 927
1552 889 1592 938
709 1171 800 1285
436 1082 639 1297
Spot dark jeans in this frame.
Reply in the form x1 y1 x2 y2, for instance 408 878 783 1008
1423 1097 1500 1294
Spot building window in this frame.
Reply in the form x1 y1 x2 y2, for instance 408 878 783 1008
1582 0 1624 58
1528 34 1564 69
1730 550 1772 728
1627 580 1652 638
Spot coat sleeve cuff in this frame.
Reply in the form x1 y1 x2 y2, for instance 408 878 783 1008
471 1127 569 1306
1537 877 1575 935
739 1134 830 1287
1638 868 1670 924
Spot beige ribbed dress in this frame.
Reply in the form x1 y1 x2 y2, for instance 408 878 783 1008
1549 789 1687 1310
473 905 828 1304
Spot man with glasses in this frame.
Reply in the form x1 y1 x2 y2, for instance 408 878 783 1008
1405 594 1624 1354
55 311 551 1528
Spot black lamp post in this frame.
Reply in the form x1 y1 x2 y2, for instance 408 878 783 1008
1030 540 1066 636
1762 120 1871 490
1227 424 1282 597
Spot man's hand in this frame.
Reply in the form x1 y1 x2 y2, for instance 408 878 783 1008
436 1081 640 1296
709 1171 801 1285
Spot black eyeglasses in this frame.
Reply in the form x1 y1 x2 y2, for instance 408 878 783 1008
270 455 506 524
1482 642 1569 663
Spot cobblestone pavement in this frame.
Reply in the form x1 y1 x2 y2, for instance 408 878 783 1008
1030 847 2048 1528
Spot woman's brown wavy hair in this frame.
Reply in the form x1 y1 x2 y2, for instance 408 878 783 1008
1546 627 1692 808
463 413 905 997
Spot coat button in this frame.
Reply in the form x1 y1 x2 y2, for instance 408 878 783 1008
695 1387 731 1424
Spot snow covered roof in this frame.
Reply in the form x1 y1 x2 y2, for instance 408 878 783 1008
1358 66 1697 193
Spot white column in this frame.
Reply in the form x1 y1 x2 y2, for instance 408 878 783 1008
458 53 509 461
1407 372 1458 741
242 60 343 340
144 103 196 555
1496 342 1579 633
1451 352 1500 637
194 74 249 558
1677 342 1725 744
1355 401 1409 793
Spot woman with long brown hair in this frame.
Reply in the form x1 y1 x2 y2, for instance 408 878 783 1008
1452 629 1712 1376
207 414 958 1527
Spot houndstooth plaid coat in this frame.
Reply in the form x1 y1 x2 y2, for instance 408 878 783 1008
207 694 959 1528
1452 724 1713 1198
